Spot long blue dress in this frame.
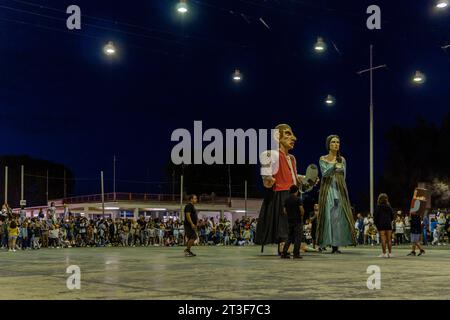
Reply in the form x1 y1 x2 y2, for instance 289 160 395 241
317 157 356 247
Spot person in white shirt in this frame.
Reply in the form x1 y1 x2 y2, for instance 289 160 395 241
395 216 405 245
432 225 440 246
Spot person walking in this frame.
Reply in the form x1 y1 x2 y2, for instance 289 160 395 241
373 193 394 258
281 185 304 259
183 195 199 257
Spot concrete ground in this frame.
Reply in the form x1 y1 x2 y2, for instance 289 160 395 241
0 245 449 300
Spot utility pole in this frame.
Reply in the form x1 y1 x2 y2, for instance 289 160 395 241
4 166 8 204
357 45 387 216
113 155 117 201
101 171 105 216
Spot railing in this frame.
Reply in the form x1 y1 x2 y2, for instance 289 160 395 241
59 193 232 205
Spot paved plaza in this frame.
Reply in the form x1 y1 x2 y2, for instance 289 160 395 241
0 245 449 300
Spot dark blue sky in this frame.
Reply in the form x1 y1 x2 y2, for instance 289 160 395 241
0 0 449 204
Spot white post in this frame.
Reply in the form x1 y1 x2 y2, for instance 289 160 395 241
4 166 8 204
21 165 24 202
357 46 386 216
101 171 105 216
369 45 374 216
228 165 232 207
180 175 184 222
113 155 116 201
244 180 248 218
46 170 49 204
64 170 67 199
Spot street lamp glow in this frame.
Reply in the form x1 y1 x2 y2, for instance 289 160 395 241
412 70 425 84
104 41 116 56
436 0 449 8
233 69 242 81
314 37 327 52
325 95 335 105
177 0 188 14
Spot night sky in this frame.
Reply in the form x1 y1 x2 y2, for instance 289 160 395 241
0 0 449 206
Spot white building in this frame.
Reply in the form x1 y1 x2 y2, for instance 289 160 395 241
17 192 262 222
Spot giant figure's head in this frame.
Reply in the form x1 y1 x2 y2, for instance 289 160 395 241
275 124 297 152
325 134 340 152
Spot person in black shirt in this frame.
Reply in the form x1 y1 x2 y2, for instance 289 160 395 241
408 203 425 256
281 185 304 259
184 194 198 257
373 193 394 258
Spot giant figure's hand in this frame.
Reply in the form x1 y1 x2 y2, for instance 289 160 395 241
263 176 276 188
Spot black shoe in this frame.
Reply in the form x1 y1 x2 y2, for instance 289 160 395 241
293 255 302 259
407 251 416 256
418 249 425 256
280 254 291 259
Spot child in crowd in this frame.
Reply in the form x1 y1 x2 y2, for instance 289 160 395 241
242 226 251 245
408 208 425 256
432 225 440 246
49 225 60 248
8 220 19 252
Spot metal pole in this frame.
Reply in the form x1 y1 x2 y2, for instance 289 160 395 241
46 170 49 204
180 174 184 222
63 170 67 199
244 180 248 218
21 165 24 202
101 171 105 216
172 170 175 201
369 45 374 216
228 165 232 207
4 166 8 204
113 155 116 201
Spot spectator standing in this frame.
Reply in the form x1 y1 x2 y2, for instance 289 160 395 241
8 220 19 252
373 194 394 259
422 214 429 245
395 215 405 245
408 208 425 256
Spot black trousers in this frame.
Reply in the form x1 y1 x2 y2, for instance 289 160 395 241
282 223 301 256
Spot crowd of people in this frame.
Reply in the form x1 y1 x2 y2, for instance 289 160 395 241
0 203 260 252
0 201 449 253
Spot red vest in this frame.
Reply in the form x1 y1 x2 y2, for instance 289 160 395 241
273 151 298 191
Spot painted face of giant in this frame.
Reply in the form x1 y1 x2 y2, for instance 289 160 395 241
329 137 340 152
277 125 297 151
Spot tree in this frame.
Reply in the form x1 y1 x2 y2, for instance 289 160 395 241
379 115 450 210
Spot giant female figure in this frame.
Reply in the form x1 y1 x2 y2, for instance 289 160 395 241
316 135 356 253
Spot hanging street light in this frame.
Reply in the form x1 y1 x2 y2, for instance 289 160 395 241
314 37 327 53
436 0 449 9
177 0 188 14
104 41 116 56
325 94 335 106
233 69 242 82
412 70 426 84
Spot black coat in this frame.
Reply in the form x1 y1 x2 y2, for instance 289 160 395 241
373 204 394 231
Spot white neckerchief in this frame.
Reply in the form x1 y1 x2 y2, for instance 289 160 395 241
283 152 297 186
